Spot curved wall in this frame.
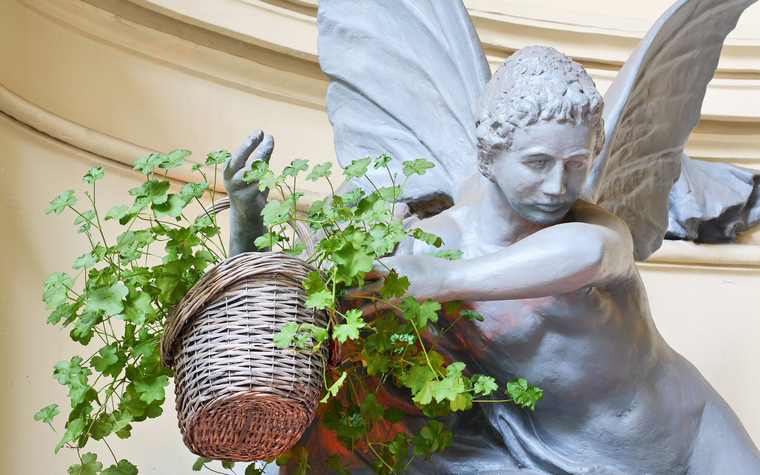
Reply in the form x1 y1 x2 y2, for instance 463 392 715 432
1 0 759 473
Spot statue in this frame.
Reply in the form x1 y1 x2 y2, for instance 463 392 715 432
224 0 760 472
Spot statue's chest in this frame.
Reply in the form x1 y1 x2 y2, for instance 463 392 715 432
441 288 598 362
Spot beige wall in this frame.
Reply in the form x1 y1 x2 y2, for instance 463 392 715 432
1 0 759 473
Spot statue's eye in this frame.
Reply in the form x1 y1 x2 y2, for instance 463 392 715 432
526 158 549 169
567 160 586 170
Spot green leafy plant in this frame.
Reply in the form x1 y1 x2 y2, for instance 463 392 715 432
40 150 542 475
40 150 241 475
244 154 544 474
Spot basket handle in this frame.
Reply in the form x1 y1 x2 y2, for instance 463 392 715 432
199 197 316 256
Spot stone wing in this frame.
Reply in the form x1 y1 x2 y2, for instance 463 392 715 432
317 0 490 203
584 0 757 260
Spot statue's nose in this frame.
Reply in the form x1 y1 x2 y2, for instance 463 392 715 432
541 165 566 196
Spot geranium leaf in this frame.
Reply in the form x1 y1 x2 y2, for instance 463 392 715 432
460 309 484 322
33 404 60 423
42 272 75 309
320 371 347 402
159 149 191 170
82 167 105 184
343 157 372 179
304 290 333 310
412 228 443 248
105 205 129 221
506 378 543 410
379 271 409 299
73 252 98 270
179 182 209 200
151 193 185 218
261 200 293 227
55 418 85 453
340 188 365 204
85 283 128 316
133 153 163 174
53 355 90 385
46 190 77 215
67 453 102 475
206 150 230 165
306 162 332 181
473 375 498 396
302 271 326 294
192 457 213 471
402 158 435 177
412 380 436 405
91 345 120 375
373 153 392 169
427 249 462 260
283 158 309 177
273 322 299 349
332 243 374 284
129 179 170 204
401 297 441 328
101 459 138 475
134 375 169 404
73 209 96 226
333 309 365 343
282 242 306 257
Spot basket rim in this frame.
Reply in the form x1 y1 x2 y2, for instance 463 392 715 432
160 251 319 367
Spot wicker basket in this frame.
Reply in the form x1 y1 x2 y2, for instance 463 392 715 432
160 251 329 461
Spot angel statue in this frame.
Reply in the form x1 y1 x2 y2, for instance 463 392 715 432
224 0 760 473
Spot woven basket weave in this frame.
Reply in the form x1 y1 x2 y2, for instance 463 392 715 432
160 251 329 461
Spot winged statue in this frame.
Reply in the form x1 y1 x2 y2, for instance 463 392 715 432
224 0 760 473
319 0 760 259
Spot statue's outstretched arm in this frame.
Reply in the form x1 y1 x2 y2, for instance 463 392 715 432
224 130 273 256
382 216 633 302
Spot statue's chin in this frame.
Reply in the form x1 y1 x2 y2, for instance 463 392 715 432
514 204 570 226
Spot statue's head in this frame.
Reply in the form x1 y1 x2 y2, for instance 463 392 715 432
474 46 605 225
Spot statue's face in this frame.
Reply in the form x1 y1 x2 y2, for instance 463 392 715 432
488 120 596 226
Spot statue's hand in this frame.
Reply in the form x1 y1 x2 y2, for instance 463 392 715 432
224 130 274 220
224 130 274 255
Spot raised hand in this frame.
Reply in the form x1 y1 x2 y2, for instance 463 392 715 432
224 130 274 255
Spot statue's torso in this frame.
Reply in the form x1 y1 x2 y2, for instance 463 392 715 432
406 201 708 473
438 282 704 472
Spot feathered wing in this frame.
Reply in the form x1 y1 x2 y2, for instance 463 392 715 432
317 0 490 203
584 0 757 261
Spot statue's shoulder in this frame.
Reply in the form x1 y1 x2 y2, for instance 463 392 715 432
564 200 637 270
566 200 630 235
407 205 467 253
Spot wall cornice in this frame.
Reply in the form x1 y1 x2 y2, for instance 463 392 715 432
9 0 758 124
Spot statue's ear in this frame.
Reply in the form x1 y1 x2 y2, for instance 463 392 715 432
477 149 497 183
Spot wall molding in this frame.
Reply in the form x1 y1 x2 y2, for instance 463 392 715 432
22 0 327 109
647 241 760 268
0 82 157 170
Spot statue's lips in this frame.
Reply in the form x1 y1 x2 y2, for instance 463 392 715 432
531 203 570 213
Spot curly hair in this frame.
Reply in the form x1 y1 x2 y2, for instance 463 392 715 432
475 46 605 179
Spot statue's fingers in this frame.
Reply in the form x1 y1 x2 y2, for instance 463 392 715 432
249 134 274 165
231 166 257 190
225 130 264 177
